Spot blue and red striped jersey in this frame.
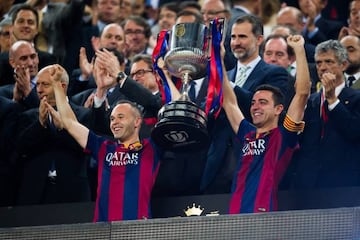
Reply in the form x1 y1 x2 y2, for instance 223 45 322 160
85 131 160 222
229 115 303 214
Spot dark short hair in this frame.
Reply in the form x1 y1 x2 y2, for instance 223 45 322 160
254 84 285 106
115 99 144 117
121 15 151 39
176 10 203 24
234 14 263 36
11 4 39 27
179 1 201 11
263 34 295 58
131 54 153 70
160 2 180 13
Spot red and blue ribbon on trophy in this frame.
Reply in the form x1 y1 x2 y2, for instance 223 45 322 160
152 18 225 118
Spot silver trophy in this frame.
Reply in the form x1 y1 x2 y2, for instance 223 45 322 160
151 22 210 150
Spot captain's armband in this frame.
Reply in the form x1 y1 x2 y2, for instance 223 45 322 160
283 114 305 133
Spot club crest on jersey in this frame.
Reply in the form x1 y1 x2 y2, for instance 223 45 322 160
105 152 139 166
242 139 266 156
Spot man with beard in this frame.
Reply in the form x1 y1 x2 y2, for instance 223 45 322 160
202 14 290 193
340 35 360 89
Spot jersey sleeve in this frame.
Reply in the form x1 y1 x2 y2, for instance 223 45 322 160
85 130 107 160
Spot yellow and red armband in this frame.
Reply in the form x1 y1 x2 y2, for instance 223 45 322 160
283 114 305 133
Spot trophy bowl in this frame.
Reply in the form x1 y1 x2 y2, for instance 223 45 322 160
151 22 210 150
165 47 208 80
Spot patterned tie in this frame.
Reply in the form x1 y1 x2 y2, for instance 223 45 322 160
235 66 249 87
188 81 196 102
347 75 356 87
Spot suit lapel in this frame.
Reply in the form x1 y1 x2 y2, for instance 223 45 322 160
227 67 237 83
244 60 264 90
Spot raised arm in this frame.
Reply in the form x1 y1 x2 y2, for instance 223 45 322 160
286 35 312 122
157 57 181 101
221 46 245 134
50 65 90 149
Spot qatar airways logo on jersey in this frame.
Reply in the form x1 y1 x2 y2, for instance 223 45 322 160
105 152 139 166
242 139 266 156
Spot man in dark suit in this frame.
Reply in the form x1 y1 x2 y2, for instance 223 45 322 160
0 40 40 110
224 0 259 70
275 7 317 63
6 0 85 72
340 35 360 90
68 23 126 96
80 0 122 68
0 4 56 86
298 0 344 46
202 14 290 194
292 40 360 190
15 64 92 205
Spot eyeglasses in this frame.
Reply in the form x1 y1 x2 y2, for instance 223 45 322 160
130 69 152 78
0 31 10 37
124 29 145 35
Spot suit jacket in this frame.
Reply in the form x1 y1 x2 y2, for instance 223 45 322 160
0 50 57 86
201 59 291 193
68 69 97 97
15 101 93 205
0 84 40 109
293 87 360 189
304 16 344 46
0 97 22 206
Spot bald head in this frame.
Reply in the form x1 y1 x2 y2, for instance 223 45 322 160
9 40 33 58
39 64 69 85
9 40 39 78
276 6 304 34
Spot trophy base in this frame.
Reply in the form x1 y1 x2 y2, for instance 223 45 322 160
151 101 209 151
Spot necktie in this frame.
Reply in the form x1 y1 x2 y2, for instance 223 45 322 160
235 66 248 87
347 75 356 87
188 81 196 102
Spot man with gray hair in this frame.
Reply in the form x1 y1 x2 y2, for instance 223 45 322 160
0 17 12 53
292 39 360 190
15 64 93 205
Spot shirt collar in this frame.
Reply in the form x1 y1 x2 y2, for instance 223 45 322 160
345 72 360 82
237 56 261 72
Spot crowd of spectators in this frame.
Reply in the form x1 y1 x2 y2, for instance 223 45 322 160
0 0 360 222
